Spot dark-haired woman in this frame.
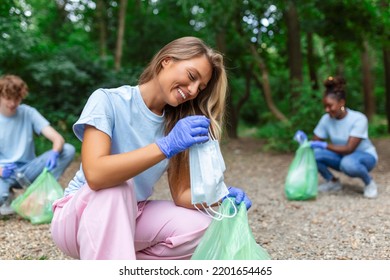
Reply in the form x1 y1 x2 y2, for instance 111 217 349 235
309 76 378 198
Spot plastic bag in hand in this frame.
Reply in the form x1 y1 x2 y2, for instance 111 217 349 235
191 198 271 260
11 168 64 224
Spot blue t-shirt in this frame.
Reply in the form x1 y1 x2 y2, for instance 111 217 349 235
313 108 378 160
64 85 169 201
0 104 49 166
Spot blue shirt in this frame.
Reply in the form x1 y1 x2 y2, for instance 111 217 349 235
0 104 49 166
313 108 378 160
65 86 169 201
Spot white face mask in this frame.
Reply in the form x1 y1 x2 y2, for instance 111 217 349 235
189 133 236 220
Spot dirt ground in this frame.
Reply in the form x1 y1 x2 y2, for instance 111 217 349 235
1 137 389 260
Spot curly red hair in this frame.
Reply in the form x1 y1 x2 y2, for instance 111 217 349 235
0 75 29 100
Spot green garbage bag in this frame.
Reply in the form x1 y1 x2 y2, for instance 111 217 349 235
11 168 64 224
284 140 318 200
191 198 271 260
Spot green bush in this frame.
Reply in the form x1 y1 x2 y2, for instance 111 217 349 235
253 84 324 152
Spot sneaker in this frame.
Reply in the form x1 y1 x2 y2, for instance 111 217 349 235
0 203 15 216
0 192 15 216
318 179 342 192
364 180 378 199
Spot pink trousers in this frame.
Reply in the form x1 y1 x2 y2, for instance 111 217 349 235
50 180 211 260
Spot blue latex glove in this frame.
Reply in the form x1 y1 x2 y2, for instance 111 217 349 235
309 140 328 149
294 130 308 145
1 163 17 179
156 115 210 159
223 186 252 210
45 150 60 171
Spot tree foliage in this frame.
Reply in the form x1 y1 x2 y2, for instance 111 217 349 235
0 0 388 153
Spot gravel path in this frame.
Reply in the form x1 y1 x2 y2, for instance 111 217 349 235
1 137 389 260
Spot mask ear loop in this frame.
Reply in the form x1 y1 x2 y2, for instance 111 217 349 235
194 199 237 221
209 128 216 141
194 203 221 220
205 198 237 219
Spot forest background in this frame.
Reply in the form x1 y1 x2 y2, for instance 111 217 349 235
1 0 389 154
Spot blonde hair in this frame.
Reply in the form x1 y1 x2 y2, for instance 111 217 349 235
0 75 29 100
139 36 228 195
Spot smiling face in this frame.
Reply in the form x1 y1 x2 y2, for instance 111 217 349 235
157 55 213 107
323 95 346 119
0 96 22 117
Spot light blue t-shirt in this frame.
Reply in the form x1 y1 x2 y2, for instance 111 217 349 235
313 108 378 160
64 85 169 201
0 104 49 166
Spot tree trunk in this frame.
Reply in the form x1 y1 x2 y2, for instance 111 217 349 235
381 0 390 133
334 46 345 76
361 40 375 121
250 45 289 123
215 31 238 139
237 63 253 114
96 0 107 58
320 39 332 75
384 45 390 133
224 64 252 140
52 0 69 43
285 1 303 96
114 0 128 71
307 32 319 90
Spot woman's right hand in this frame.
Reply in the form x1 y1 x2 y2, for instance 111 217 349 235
294 130 308 144
1 163 17 179
156 115 210 158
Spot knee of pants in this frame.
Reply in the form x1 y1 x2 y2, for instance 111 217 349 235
62 143 76 159
313 149 325 162
51 209 80 259
339 158 359 176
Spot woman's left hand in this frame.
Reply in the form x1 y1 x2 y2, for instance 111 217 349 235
223 186 252 210
45 150 60 171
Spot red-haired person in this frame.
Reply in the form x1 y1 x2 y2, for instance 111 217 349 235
0 75 75 215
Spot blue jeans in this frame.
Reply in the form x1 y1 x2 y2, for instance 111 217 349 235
0 143 75 205
313 148 377 186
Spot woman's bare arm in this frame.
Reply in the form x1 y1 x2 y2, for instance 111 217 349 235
81 125 166 190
